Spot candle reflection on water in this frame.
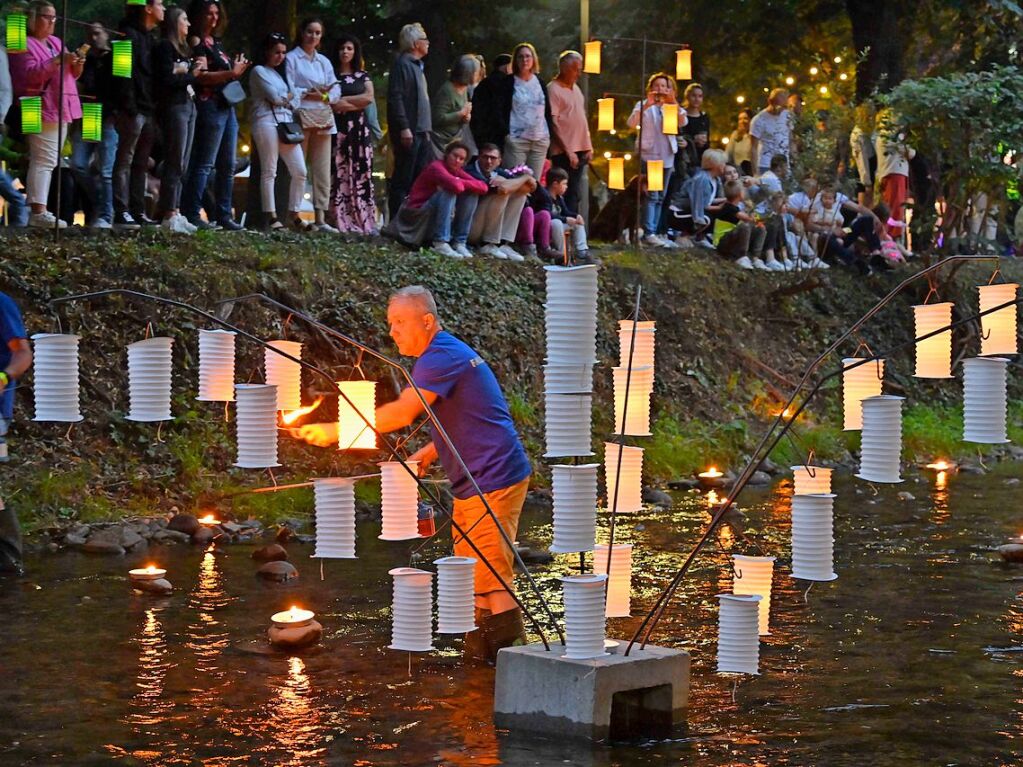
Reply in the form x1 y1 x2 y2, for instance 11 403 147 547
257 656 326 765
187 546 230 682
129 607 173 727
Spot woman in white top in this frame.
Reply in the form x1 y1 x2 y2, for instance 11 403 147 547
286 18 341 232
499 43 553 181
250 33 307 231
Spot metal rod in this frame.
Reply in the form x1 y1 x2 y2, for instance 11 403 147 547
54 0 69 242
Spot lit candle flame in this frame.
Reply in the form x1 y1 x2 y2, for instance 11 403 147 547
198 513 220 525
145 565 159 574
280 396 325 426
699 466 724 479
272 605 314 625
926 460 952 471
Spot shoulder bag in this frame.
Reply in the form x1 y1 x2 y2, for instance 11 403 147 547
273 108 305 144
220 79 246 106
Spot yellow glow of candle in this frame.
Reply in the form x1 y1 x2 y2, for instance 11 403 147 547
661 104 678 135
597 97 614 132
675 48 692 81
646 160 664 192
608 157 625 190
926 460 953 471
129 565 167 581
583 40 601 74
271 606 315 626
198 513 220 525
699 466 724 479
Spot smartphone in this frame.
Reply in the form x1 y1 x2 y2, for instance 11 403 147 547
76 43 90 57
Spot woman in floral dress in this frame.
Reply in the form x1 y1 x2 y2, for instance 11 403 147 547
329 33 377 233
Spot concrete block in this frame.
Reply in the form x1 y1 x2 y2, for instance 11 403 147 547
493 640 689 741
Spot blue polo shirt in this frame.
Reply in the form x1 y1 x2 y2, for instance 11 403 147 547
412 331 531 499
0 291 27 420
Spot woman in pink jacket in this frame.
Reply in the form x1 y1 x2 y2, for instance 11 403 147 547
9 0 83 228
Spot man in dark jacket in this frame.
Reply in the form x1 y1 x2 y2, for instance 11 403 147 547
469 53 511 151
386 22 433 217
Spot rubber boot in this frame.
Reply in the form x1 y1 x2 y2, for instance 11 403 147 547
484 607 527 663
463 606 492 663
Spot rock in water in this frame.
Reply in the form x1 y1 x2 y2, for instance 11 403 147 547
81 530 125 556
258 561 299 582
252 544 288 563
268 620 322 649
998 544 1023 563
897 492 915 501
168 513 200 536
191 527 215 546
747 471 772 486
642 487 673 507
132 578 173 595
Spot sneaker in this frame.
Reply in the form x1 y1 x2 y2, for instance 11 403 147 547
777 258 795 271
315 222 340 234
573 249 602 266
113 211 140 230
660 236 682 249
134 213 159 226
480 243 507 259
524 243 538 258
187 217 218 231
162 214 195 234
764 257 786 271
643 234 667 248
752 257 769 270
452 242 473 258
694 236 714 250
735 255 755 270
91 219 113 230
499 244 524 261
218 218 244 232
432 240 462 258
28 210 67 228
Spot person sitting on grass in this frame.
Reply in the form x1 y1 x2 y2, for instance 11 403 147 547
465 143 535 261
806 187 880 274
666 148 727 246
530 166 593 264
708 179 765 270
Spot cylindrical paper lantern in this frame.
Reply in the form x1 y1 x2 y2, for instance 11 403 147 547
388 567 433 652
543 363 593 394
978 283 1018 356
790 493 837 582
790 465 832 495
857 394 904 483
550 463 599 553
842 357 884 431
544 392 593 457
913 302 954 378
312 477 356 558
81 102 103 143
661 104 678 135
561 574 609 659
379 460 421 540
545 264 598 365
675 48 692 81
19 96 42 135
196 328 235 402
31 333 83 422
126 337 173 422
337 379 376 450
265 340 303 412
112 40 133 78
603 441 643 513
434 556 477 634
717 593 760 675
234 383 280 468
612 365 653 436
732 555 775 635
6 14 27 53
646 160 664 192
618 319 656 371
608 157 625 190
962 356 1009 443
594 543 633 617
597 98 614 132
583 40 601 74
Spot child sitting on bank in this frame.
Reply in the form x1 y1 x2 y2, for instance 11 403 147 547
708 179 765 269
530 167 594 264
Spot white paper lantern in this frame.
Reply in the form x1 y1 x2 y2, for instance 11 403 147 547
618 319 656 371
913 302 954 378
550 463 599 553
544 392 593 457
962 356 1009 444
31 333 83 422
560 573 609 659
790 465 833 495
545 264 598 364
388 567 433 652
337 380 377 450
594 543 633 617
196 329 235 402
543 363 594 394
717 593 761 675
379 460 421 540
613 366 653 436
732 555 775 635
312 477 356 558
978 283 1018 357
434 556 477 634
842 357 885 431
790 493 837 582
234 383 280 468
604 442 643 513
126 337 174 422
264 340 303 412
857 394 904 483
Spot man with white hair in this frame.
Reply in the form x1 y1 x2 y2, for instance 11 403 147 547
387 23 433 217
547 50 593 217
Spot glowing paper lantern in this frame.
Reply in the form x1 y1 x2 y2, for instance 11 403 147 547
112 40 133 78
618 319 655 371
661 104 679 135
583 40 601 74
597 97 614 132
81 102 103 143
31 333 83 422
978 283 1018 356
264 340 302 412
676 48 693 81
790 493 837 581
543 363 593 394
842 357 884 431
434 556 477 634
856 394 904 483
312 477 356 558
337 379 376 450
19 96 42 135
790 465 832 495
594 543 633 617
717 593 760 675
608 157 625 190
379 460 421 540
732 555 775 635
233 383 280 468
646 160 664 192
962 356 1009 444
126 337 173 422
544 264 598 365
126 0 147 5
6 14 27 53
196 328 235 402
550 463 599 553
603 441 643 513
388 567 433 652
543 392 593 457
561 574 609 659
913 302 954 378
612 365 653 436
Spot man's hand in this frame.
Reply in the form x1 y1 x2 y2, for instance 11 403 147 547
490 176 511 195
291 421 339 447
409 442 438 475
567 152 579 169
400 128 414 149
582 149 593 162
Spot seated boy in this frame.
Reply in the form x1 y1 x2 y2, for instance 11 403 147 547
531 167 594 264
708 179 765 269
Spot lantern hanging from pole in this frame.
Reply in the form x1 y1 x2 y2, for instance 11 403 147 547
608 157 625 190
31 333 83 422
312 477 357 558
388 567 433 652
337 379 376 450
675 47 693 81
842 357 884 430
126 337 174 422
618 319 656 371
434 556 477 634
196 328 236 402
543 392 593 457
233 383 280 468
962 356 1009 444
717 593 760 675
732 555 775 635
597 97 614 132
913 302 954 378
81 102 103 142
561 574 609 659
265 340 303 412
379 460 421 540
603 441 643 513
594 543 633 617
550 463 599 553
544 264 598 365
583 40 601 74
978 283 1018 356
613 365 653 436
790 493 837 581
19 96 42 135
646 160 664 192
790 465 832 495
6 14 27 53
856 394 904 483
112 40 133 78
661 104 678 135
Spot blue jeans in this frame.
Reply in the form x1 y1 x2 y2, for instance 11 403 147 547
182 99 238 223
0 169 28 227
69 119 118 224
426 188 478 244
643 161 673 235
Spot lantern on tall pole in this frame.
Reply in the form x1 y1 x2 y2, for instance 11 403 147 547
675 47 692 81
583 40 601 74
597 97 614 132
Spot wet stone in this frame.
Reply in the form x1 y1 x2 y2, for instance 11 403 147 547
257 561 299 582
667 478 700 490
132 578 173 595
153 529 191 544
252 544 288 563
747 471 772 486
642 487 674 507
897 492 916 501
998 544 1023 563
191 527 215 546
268 620 322 649
82 530 126 556
167 513 200 536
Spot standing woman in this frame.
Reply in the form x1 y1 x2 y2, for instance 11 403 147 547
152 7 203 233
431 54 479 153
181 0 250 231
249 32 307 231
328 33 376 234
286 17 340 233
9 0 83 228
498 43 557 182
680 82 710 171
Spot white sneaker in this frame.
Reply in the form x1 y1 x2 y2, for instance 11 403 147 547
480 243 507 259
432 241 462 258
660 236 681 249
813 258 830 269
643 234 666 248
777 258 795 271
452 242 473 258
694 236 715 250
752 257 769 270
764 257 785 271
162 214 195 234
315 222 340 234
499 244 524 261
735 255 755 270
92 219 113 230
29 211 67 229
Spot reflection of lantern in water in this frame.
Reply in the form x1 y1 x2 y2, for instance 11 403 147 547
337 380 377 450
913 303 954 379
732 555 775 635
842 357 884 430
129 607 172 728
717 593 760 675
978 283 1019 356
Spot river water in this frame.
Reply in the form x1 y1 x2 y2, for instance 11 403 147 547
2 465 1022 766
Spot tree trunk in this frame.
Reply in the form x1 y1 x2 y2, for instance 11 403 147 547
846 0 906 100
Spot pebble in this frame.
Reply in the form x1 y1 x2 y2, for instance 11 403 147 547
132 578 173 596
153 529 191 544
252 544 288 563
257 561 299 582
747 470 772 486
897 492 916 501
998 544 1023 563
268 619 322 649
642 487 673 507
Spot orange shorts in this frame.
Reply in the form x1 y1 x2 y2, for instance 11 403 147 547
452 477 530 596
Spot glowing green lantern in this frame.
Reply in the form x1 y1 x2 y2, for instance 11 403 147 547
125 0 147 4
6 13 27 52
20 96 42 135
82 102 103 142
111 40 133 78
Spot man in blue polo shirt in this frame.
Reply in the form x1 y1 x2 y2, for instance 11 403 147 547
0 290 33 575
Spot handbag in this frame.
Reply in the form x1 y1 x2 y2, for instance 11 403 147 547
275 114 304 145
220 80 246 106
294 101 333 130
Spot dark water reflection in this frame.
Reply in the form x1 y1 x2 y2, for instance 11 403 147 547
2 465 1023 765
